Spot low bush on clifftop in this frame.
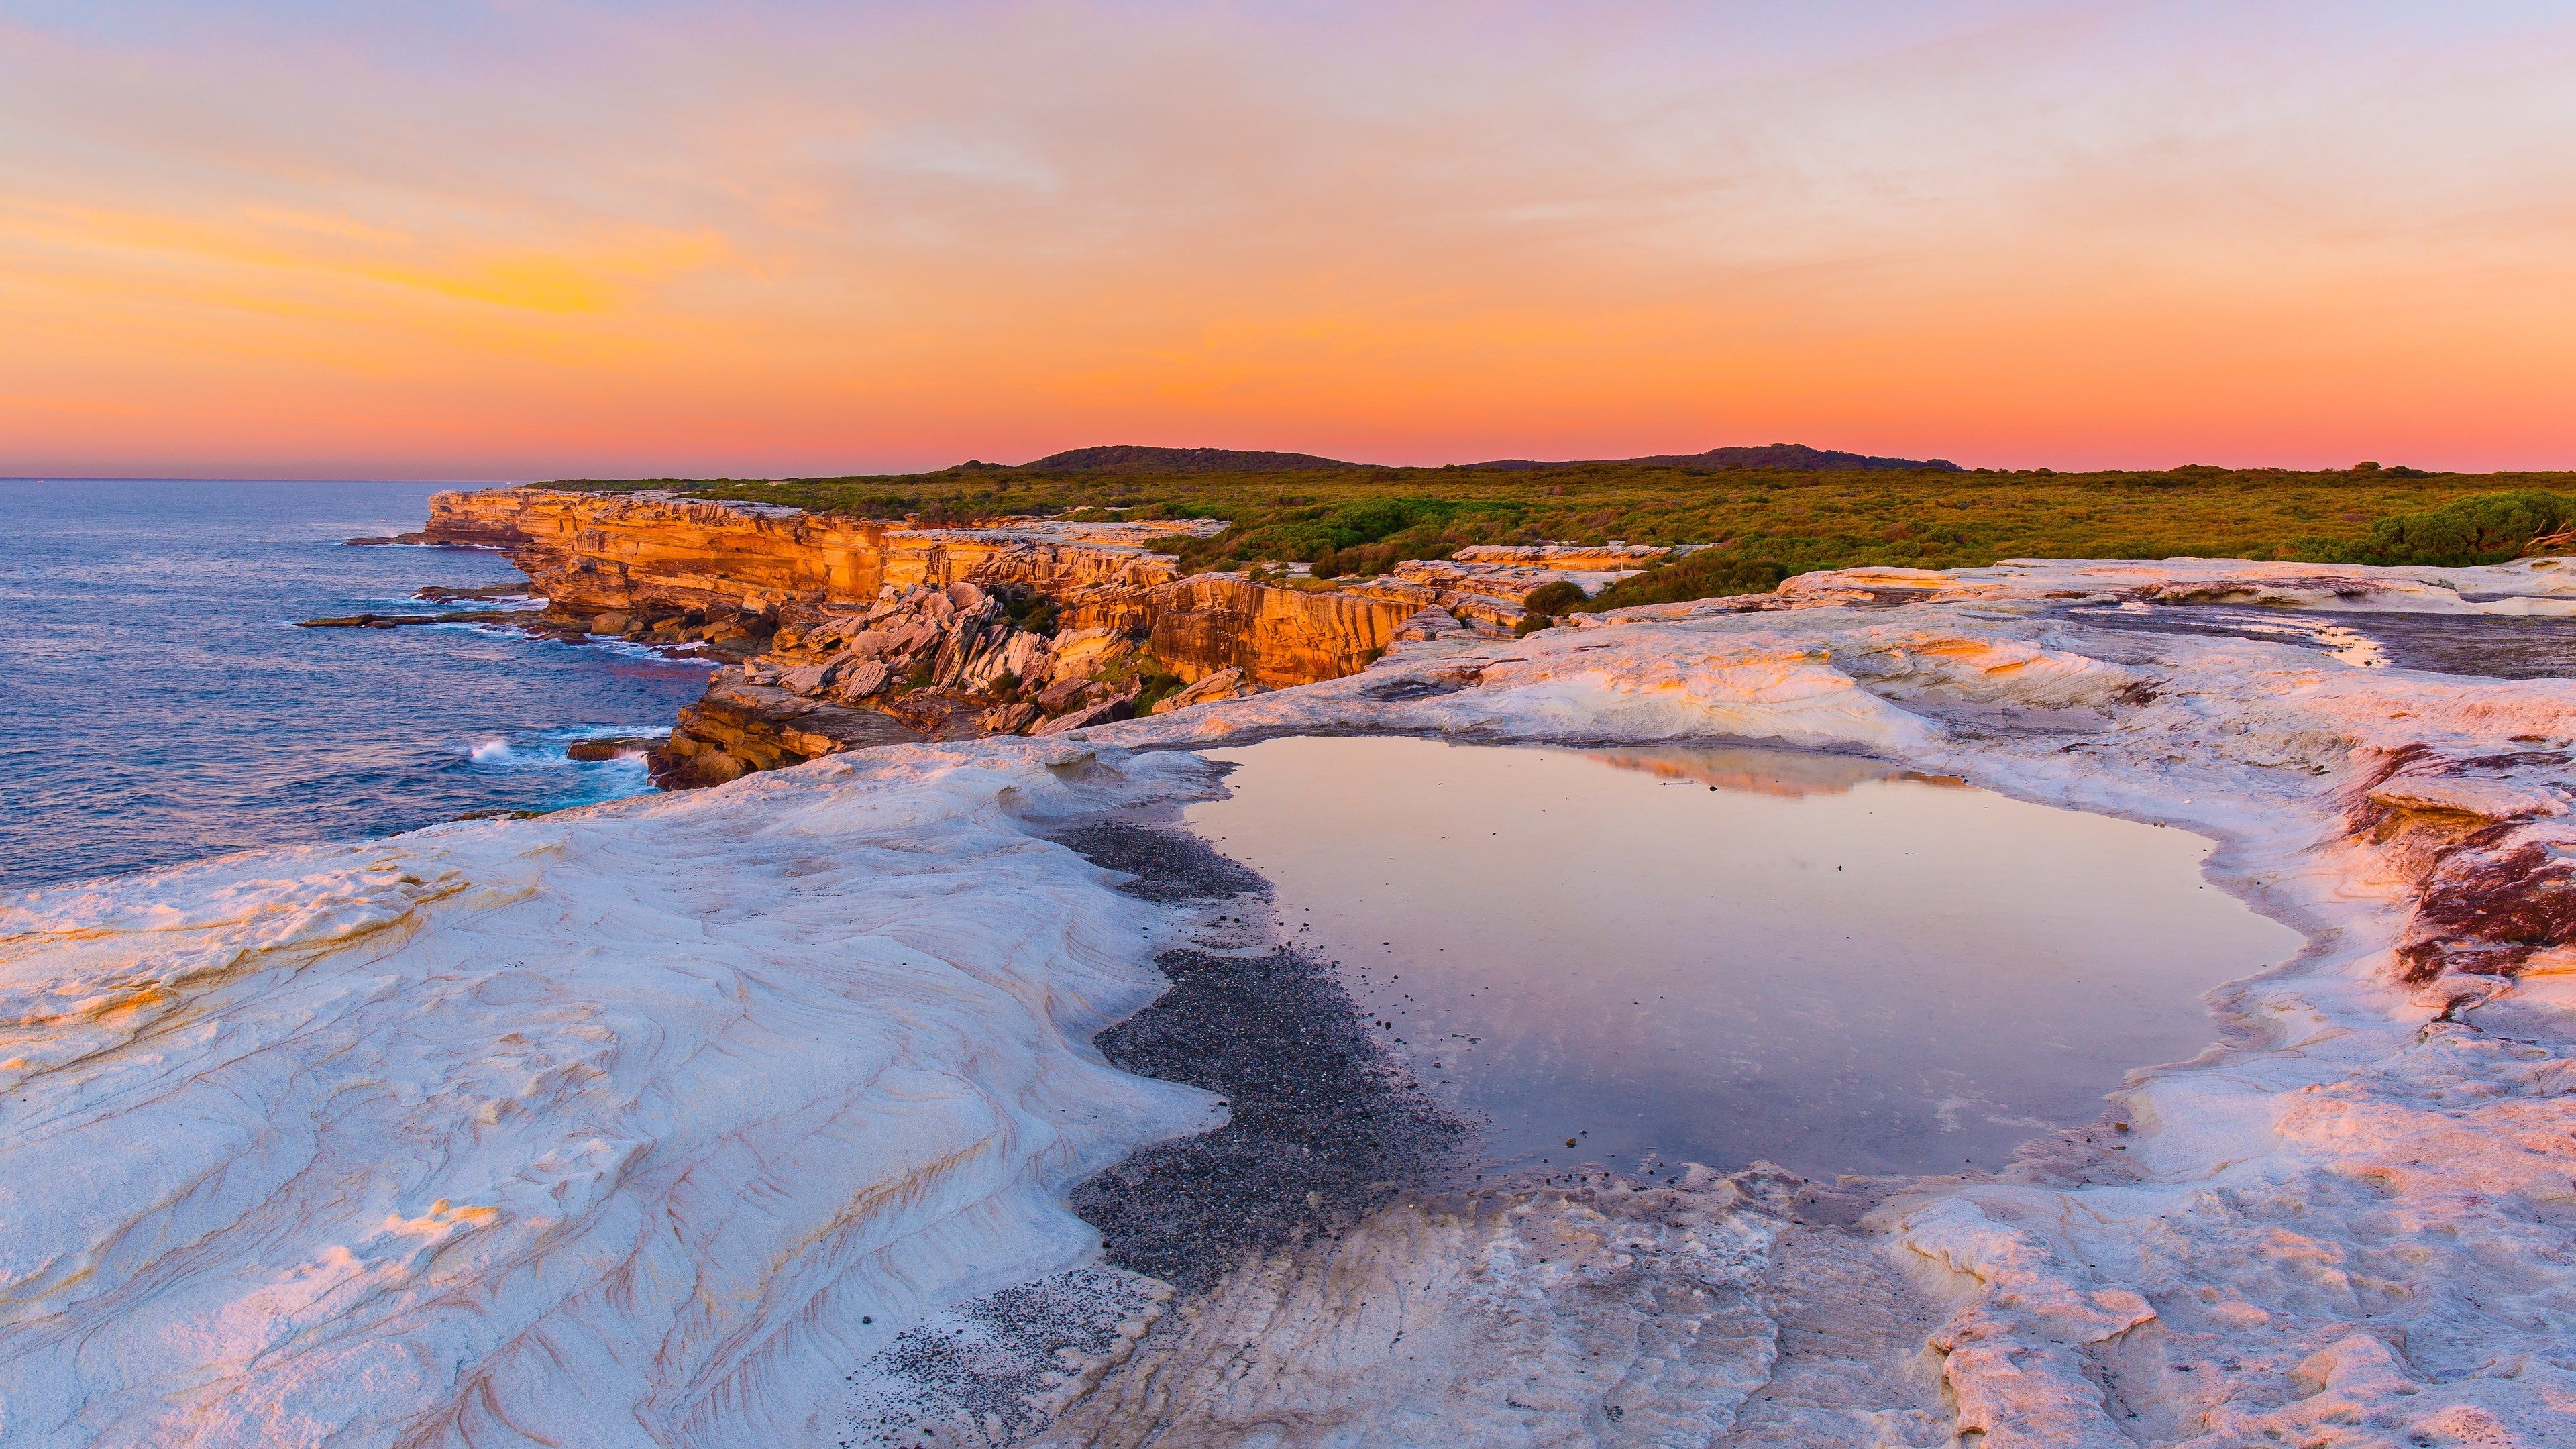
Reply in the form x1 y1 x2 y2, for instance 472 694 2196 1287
2313 490 2576 568
555 461 2576 607
1579 552 1791 611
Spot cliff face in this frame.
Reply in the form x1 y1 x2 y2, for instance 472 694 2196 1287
416 488 1442 782
402 498 533 549
428 490 894 613
421 490 1187 618
427 488 1416 689
1123 576 1412 688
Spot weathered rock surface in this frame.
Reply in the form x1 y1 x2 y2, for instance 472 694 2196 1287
25 556 2576 1449
1104 574 1414 688
656 676 920 786
418 488 1183 616
1148 667 1256 715
411 488 1512 780
1048 554 2576 1448
0 741 1222 1449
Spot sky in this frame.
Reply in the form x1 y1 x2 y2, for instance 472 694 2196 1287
3 1 2573 479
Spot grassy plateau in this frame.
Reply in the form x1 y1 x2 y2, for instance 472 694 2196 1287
551 451 2576 611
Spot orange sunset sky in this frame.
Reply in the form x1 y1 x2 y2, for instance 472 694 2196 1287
3 1 2573 480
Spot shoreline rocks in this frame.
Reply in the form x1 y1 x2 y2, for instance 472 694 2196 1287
297 608 541 630
384 486 1675 786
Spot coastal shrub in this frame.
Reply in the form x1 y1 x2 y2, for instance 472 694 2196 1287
1002 592 1057 635
1519 580 1587 618
1579 551 1790 610
1309 539 1430 577
580 460 2576 606
1131 668 1186 714
1162 496 1504 573
2330 491 2576 567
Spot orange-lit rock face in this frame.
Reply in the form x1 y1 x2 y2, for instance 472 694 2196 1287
426 489 898 612
1130 576 1415 688
427 488 1415 692
423 490 1185 617
419 488 1431 782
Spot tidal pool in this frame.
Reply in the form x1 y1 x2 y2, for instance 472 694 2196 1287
1182 735 2303 1180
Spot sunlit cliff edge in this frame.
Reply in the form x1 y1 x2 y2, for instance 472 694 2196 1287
398 486 1645 783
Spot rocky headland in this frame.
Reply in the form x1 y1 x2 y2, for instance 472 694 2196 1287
371 486 1648 784
15 539 2576 1446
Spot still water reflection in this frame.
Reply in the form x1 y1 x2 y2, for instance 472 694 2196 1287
1183 735 2302 1179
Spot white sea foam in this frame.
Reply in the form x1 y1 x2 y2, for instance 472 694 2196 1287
575 632 725 666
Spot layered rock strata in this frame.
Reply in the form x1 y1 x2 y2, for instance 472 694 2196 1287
415 488 1203 614
409 488 1624 784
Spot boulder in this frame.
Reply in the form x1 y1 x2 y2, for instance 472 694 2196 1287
1149 666 1259 714
1034 676 1093 713
1044 627 1135 684
995 630 1049 687
977 702 1039 735
1031 696 1134 736
833 658 891 700
1391 608 1465 642
775 663 830 694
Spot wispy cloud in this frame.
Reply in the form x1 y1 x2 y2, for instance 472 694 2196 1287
1 1 2571 476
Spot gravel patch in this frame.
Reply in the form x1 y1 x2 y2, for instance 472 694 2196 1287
1071 944 1465 1291
1045 818 1268 902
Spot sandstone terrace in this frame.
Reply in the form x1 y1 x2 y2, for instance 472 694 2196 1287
550 451 2576 604
23 555 2576 1447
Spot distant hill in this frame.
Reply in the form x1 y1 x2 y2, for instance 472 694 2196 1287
1017 445 1358 473
1012 443 1960 474
1469 443 1961 472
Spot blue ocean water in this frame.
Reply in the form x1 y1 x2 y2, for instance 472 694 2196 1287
0 479 713 892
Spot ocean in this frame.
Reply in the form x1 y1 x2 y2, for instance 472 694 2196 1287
0 478 711 892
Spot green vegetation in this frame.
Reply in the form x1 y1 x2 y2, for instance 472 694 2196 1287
553 458 2576 606
2326 490 2576 568
1584 553 1792 612
1519 581 1589 617
997 589 1058 637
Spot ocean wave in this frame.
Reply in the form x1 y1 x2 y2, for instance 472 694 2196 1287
576 634 725 667
422 619 723 669
462 726 676 800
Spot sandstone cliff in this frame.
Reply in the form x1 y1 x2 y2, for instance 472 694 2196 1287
412 487 1612 784
1102 575 1410 688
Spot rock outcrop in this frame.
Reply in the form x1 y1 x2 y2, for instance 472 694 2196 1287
657 678 920 787
1076 575 1412 688
411 488 1565 784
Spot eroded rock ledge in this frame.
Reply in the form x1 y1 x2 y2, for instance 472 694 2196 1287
405 488 1636 783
